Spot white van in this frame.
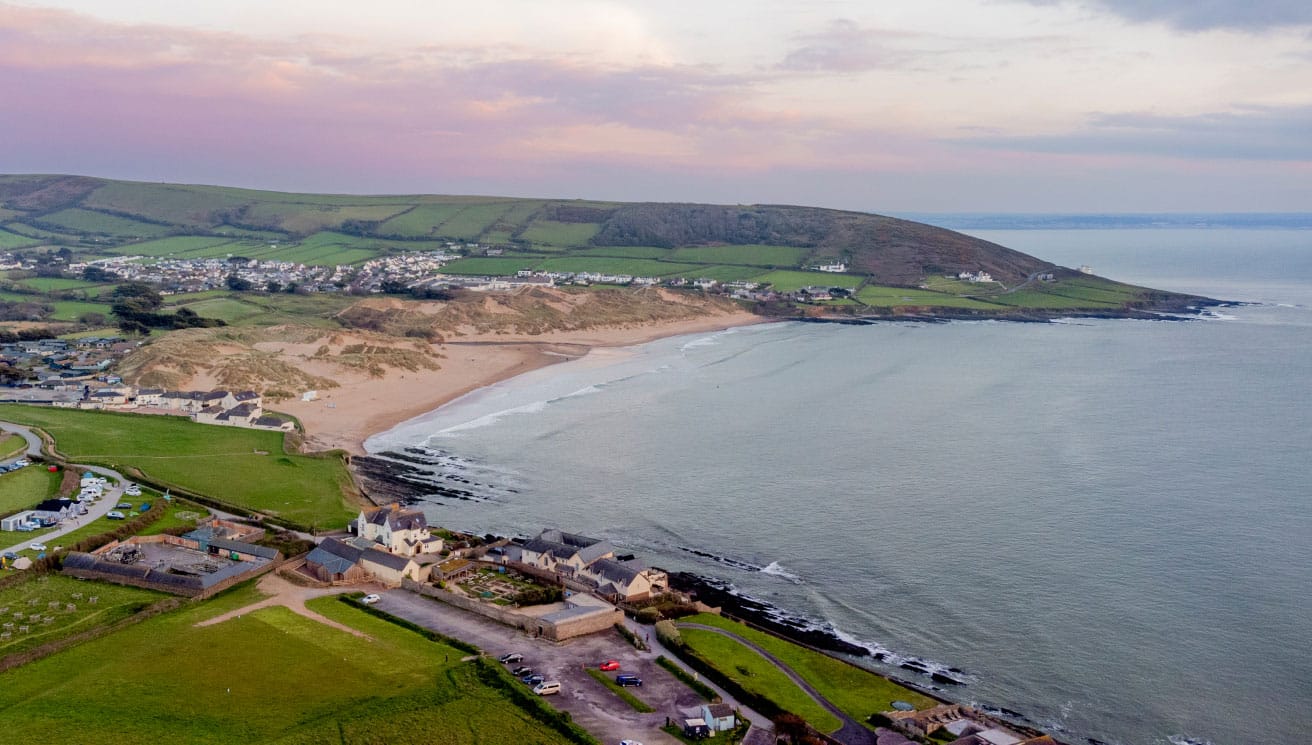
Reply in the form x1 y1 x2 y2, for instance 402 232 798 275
532 680 561 696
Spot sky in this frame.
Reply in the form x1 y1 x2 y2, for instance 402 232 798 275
1 0 1309 211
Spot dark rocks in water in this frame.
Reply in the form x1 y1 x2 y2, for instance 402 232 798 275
930 672 964 686
353 453 494 506
668 571 871 658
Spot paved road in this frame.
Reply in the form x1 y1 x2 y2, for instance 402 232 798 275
678 622 878 745
0 421 128 556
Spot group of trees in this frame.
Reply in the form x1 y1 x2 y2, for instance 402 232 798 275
110 282 226 335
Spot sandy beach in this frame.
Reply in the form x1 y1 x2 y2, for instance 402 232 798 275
277 309 765 454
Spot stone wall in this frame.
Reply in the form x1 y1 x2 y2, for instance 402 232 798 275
400 579 622 641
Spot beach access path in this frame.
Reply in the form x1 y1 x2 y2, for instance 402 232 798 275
676 621 879 745
0 421 126 556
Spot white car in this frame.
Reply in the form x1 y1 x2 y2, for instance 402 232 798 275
106 511 125 520
620 741 646 745
361 594 381 605
28 543 47 552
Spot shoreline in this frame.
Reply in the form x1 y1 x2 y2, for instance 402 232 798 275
277 310 769 455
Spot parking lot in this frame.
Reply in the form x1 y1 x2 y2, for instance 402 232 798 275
375 590 706 745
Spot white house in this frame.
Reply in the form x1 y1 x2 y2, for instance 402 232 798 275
353 505 441 557
816 262 847 273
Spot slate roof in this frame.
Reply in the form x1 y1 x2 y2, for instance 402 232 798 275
253 416 287 428
361 548 412 571
228 402 259 417
587 558 643 586
306 537 363 574
33 498 74 512
234 390 261 401
209 538 279 561
363 506 427 531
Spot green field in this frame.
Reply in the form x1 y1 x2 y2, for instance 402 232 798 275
576 246 671 259
678 627 843 732
0 432 28 458
671 244 809 267
0 229 41 249
113 235 237 257
173 297 267 323
0 574 162 659
0 406 356 530
856 285 1004 309
243 202 409 235
377 204 468 237
47 300 114 322
520 220 602 247
662 265 773 283
987 290 1119 309
751 270 863 292
0 467 60 516
13 277 108 292
682 615 936 721
37 208 172 239
438 203 527 241
536 257 700 277
439 257 541 276
0 586 575 744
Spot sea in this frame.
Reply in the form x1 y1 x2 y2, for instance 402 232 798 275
366 224 1312 745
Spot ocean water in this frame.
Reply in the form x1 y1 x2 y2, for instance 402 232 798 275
367 228 1312 745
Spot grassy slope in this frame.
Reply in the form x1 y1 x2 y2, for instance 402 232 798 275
679 627 844 732
0 588 574 745
683 614 936 720
0 175 1182 314
0 406 356 529
0 467 61 515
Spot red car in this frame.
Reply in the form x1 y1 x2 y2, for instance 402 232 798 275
598 660 620 671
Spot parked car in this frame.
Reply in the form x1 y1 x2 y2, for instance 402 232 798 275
360 594 381 605
498 653 523 664
511 666 533 677
532 680 561 696
116 502 132 510
521 674 545 686
106 511 125 520
615 674 643 687
28 543 47 552
619 740 645 745
2 551 18 561
598 660 620 671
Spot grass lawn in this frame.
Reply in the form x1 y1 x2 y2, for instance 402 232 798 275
988 290 1120 309
0 432 27 459
440 257 542 275
135 497 208 536
0 467 60 516
0 588 575 744
172 296 266 323
576 246 671 259
535 257 701 277
682 614 936 720
751 270 863 292
678 627 843 732
0 406 356 530
586 667 655 712
0 574 162 659
377 204 468 237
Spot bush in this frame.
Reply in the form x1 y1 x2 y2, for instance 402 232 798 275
636 607 661 624
614 622 648 651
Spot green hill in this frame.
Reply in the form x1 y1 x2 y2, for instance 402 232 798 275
0 174 1208 314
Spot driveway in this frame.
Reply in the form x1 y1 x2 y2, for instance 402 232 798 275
375 590 702 745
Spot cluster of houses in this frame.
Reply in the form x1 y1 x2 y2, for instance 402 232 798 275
507 529 668 603
957 270 995 283
302 504 445 586
135 388 293 431
0 336 138 388
77 255 356 295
